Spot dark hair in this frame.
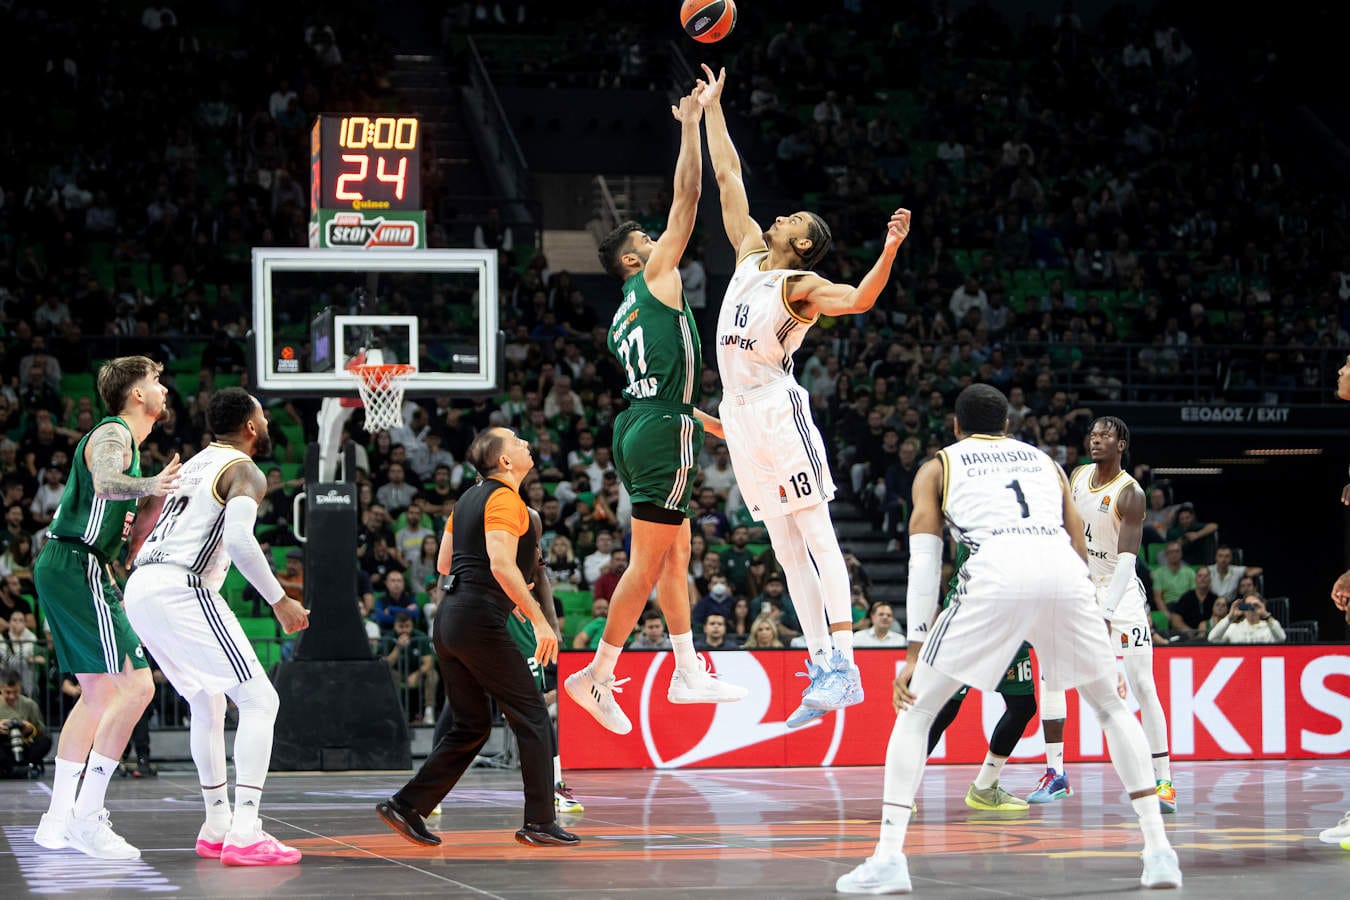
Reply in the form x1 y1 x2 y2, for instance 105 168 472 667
1091 415 1131 451
207 387 258 436
597 220 643 279
796 212 833 269
97 355 164 414
393 611 412 624
466 428 510 475
642 611 665 627
1 668 20 688
955 384 1009 435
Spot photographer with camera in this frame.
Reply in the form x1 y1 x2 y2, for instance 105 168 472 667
1205 593 1286 644
1 668 51 778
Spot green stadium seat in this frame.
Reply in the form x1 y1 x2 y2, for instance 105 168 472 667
251 638 284 673
62 373 96 400
221 567 247 609
270 546 289 570
239 617 277 640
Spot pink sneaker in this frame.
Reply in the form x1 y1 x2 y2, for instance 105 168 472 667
195 823 228 859
220 830 302 866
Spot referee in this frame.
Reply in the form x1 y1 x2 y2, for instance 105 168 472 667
377 427 579 847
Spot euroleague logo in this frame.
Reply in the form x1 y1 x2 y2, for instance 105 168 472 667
636 651 846 768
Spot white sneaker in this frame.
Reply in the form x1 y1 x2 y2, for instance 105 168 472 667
34 811 70 850
1318 810 1350 844
65 808 141 860
836 852 912 894
564 666 633 734
1139 846 1182 889
668 655 749 704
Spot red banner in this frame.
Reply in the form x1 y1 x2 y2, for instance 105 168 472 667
558 646 1350 769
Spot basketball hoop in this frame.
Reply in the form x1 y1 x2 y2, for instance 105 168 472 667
352 364 416 432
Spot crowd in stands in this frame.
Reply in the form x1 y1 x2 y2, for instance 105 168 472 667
0 2 1342 733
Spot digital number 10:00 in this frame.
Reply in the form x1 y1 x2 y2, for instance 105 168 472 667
338 116 418 150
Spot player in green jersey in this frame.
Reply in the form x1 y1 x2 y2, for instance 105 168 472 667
33 356 182 859
567 83 747 735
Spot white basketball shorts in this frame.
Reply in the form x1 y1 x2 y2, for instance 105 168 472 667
124 564 264 696
720 378 835 521
920 536 1117 693
1097 580 1156 657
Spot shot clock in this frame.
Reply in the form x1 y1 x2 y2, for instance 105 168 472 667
309 114 426 249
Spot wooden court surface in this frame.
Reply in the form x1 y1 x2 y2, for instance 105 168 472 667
3 760 1348 897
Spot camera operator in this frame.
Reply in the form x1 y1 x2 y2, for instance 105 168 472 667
0 668 51 778
1206 593 1286 644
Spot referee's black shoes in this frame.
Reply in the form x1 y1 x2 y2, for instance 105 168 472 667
515 821 581 847
376 797 442 847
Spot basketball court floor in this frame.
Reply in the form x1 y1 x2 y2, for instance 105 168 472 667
2 760 1347 897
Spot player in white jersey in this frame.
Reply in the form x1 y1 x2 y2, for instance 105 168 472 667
1321 354 1350 848
698 63 910 724
124 388 309 866
837 385 1180 894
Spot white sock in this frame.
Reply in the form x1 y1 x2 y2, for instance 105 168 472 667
553 755 563 785
669 631 698 671
877 802 912 856
591 640 623 682
973 752 1008 790
73 750 120 820
831 627 855 665
202 785 232 832
230 786 262 838
1132 794 1170 851
1152 753 1171 783
49 758 85 816
1046 741 1065 774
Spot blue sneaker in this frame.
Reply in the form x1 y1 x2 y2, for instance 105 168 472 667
802 650 865 711
787 657 830 728
1026 768 1073 803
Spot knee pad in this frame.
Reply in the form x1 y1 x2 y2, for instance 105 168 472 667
228 676 280 718
1040 686 1067 721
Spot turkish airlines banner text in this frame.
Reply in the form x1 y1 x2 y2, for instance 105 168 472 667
557 646 1350 769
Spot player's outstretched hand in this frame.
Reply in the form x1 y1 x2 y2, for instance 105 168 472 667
892 659 918 712
698 64 726 106
692 408 724 439
153 453 183 496
1331 569 1350 610
672 90 704 124
273 597 311 634
884 208 912 251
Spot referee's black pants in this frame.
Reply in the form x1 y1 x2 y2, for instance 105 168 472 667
394 595 554 825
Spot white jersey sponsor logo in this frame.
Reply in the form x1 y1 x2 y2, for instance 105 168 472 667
132 443 253 591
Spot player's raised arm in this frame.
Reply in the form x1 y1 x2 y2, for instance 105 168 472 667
644 88 704 290
698 64 764 258
217 462 310 634
790 208 911 318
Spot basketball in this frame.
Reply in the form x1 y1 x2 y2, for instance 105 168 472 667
681 0 737 44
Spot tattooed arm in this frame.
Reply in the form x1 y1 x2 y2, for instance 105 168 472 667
87 423 182 500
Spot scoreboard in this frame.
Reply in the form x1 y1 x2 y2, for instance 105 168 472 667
309 114 426 249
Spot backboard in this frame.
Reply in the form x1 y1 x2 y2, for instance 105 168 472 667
249 248 500 398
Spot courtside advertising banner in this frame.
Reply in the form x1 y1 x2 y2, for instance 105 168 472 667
558 646 1350 768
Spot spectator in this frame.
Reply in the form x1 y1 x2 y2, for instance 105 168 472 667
582 530 614 586
472 206 514 255
692 575 735 631
369 574 415 631
725 596 753 646
417 465 457 524
1166 502 1218 565
718 526 755 596
1202 595 1231 636
701 444 737 500
1 610 45 696
591 548 627 603
1206 594 1286 645
1210 545 1263 600
571 596 610 651
692 488 729 542
276 548 304 605
395 498 435 563
376 462 419 516
852 602 905 647
379 612 438 725
1168 566 1217 632
0 535 34 590
366 545 409 607
0 669 51 778
629 612 671 651
742 615 784 649
1142 486 1178 547
695 613 732 651
1150 542 1195 617
405 535 441 596
407 430 455 483
543 535 582 589
0 577 35 633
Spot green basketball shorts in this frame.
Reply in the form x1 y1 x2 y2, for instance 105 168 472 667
612 402 704 516
35 540 149 675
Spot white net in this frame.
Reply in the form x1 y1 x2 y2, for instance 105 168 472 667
353 364 416 432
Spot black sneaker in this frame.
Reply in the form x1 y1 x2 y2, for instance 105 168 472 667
376 797 441 846
515 821 580 847
132 757 158 778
